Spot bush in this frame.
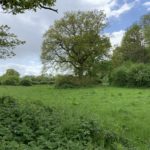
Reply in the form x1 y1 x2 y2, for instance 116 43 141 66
127 64 150 87
0 96 132 149
5 69 20 77
111 63 150 87
55 75 97 88
1 75 20 86
20 77 32 86
23 75 55 85
0 69 20 86
111 66 128 86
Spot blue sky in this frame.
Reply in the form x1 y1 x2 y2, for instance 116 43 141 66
0 0 150 76
107 0 149 32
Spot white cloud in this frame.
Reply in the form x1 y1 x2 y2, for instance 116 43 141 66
0 63 42 76
81 0 138 18
143 2 150 6
106 30 125 47
143 1 150 11
110 2 135 17
82 0 117 6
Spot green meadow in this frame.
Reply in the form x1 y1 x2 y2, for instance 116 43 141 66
1 85 150 149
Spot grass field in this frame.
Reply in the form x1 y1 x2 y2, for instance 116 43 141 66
0 85 150 149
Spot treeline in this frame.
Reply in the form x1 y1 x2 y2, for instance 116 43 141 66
40 10 150 88
54 13 150 88
1 12 150 88
110 13 150 87
0 69 54 86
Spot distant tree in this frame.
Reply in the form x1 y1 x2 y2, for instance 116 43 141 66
112 24 150 66
0 25 25 59
0 69 20 85
5 69 20 77
121 24 147 63
0 0 57 14
140 13 150 48
41 11 111 78
111 47 124 68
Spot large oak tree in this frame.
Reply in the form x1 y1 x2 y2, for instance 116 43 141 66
41 11 111 77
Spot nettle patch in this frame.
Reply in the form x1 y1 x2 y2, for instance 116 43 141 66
0 96 133 150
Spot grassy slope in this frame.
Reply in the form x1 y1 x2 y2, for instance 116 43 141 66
0 85 150 149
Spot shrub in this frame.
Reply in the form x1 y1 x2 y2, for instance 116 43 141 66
19 75 54 85
111 63 150 87
55 75 97 88
20 77 32 86
127 64 150 87
0 96 132 149
25 75 54 85
0 76 2 85
5 69 20 77
111 66 128 86
0 69 20 86
1 75 20 86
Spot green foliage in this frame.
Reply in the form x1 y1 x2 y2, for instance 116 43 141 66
140 13 150 48
127 64 150 87
33 75 54 85
5 69 20 77
1 75 20 86
0 25 25 59
55 75 97 88
0 96 132 149
111 65 128 86
0 0 57 14
112 14 150 67
111 47 124 68
20 76 32 86
0 71 54 86
111 63 150 87
112 24 149 65
87 60 112 78
41 10 111 78
0 69 20 86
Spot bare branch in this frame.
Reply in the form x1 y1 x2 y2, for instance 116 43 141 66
39 4 58 13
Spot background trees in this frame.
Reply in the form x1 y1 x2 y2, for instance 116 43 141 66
112 13 150 68
0 25 25 59
110 13 150 87
0 0 57 14
0 69 20 85
140 13 150 48
41 11 111 78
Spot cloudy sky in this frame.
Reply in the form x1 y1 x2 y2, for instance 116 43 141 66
0 0 150 76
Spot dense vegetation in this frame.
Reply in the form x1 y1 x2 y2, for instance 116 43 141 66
111 63 150 87
0 69 54 86
0 96 132 150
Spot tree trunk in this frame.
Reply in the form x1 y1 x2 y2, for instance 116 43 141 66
78 67 84 79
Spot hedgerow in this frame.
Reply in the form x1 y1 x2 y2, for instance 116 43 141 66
111 63 150 87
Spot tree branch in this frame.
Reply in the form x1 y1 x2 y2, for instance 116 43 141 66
39 4 58 13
